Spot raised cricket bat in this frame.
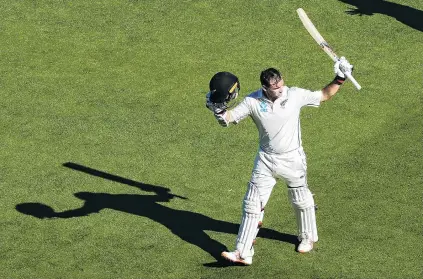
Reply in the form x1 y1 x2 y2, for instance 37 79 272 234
297 8 362 90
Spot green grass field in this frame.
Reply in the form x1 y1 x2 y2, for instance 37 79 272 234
1 0 422 278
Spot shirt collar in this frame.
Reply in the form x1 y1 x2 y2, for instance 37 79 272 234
258 86 288 102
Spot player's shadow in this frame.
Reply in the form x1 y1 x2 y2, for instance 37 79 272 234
15 162 297 267
339 0 423 32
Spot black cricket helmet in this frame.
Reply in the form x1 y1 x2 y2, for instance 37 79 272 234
209 72 240 103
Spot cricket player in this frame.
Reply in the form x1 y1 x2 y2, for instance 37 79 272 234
205 57 353 265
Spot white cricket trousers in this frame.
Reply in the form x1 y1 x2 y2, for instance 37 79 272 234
234 146 312 257
249 146 308 207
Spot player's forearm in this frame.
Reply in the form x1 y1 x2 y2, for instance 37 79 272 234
321 73 347 102
215 110 241 127
321 82 341 102
225 111 234 123
214 110 232 127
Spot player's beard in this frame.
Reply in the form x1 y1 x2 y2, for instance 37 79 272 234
264 88 283 101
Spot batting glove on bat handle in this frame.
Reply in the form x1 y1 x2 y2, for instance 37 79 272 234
333 56 362 90
334 57 352 79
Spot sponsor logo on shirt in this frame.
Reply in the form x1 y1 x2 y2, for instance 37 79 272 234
259 100 268 112
280 99 288 109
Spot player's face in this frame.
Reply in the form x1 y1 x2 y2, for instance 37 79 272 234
264 78 284 99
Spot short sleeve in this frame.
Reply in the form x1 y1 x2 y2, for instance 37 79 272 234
290 87 322 108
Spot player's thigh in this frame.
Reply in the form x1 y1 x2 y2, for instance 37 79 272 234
250 154 276 207
275 152 307 187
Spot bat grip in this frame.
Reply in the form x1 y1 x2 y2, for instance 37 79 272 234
345 72 362 90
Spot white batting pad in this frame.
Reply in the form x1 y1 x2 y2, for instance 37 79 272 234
288 187 318 242
236 183 262 259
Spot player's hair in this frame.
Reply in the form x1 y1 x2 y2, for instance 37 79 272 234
260 68 282 88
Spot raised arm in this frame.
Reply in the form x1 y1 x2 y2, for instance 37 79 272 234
206 93 247 127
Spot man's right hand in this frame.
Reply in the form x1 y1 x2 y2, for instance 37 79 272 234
213 111 229 127
206 92 227 114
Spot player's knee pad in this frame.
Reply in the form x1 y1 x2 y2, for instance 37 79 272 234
236 182 262 259
288 186 318 242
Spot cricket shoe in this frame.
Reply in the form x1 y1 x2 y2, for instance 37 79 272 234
297 234 314 253
221 250 252 265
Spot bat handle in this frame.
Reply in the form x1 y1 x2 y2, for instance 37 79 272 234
345 72 362 90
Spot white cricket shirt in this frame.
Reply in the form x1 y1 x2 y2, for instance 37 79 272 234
229 86 322 154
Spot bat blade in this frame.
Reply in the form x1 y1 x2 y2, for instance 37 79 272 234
296 8 362 90
297 8 338 62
